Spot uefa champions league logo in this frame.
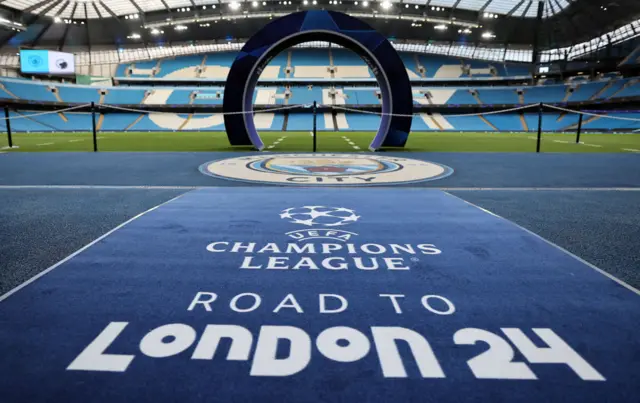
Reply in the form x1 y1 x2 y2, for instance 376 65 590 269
281 206 360 242
280 206 360 227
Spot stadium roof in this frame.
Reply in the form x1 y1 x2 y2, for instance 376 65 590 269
1 0 639 63
2 0 567 20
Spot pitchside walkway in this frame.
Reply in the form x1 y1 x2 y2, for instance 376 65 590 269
0 152 639 188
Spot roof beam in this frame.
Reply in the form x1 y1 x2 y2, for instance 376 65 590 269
159 0 173 13
84 3 90 50
23 0 53 14
506 0 526 17
30 20 53 47
58 19 70 50
449 0 462 18
56 1 71 17
478 0 494 14
69 2 78 19
35 0 64 17
98 1 121 21
520 1 533 18
129 0 145 14
92 2 103 18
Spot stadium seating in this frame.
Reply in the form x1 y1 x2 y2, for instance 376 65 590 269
568 82 607 101
476 88 520 104
523 85 566 103
2 49 640 134
287 113 314 130
448 90 479 105
57 86 101 104
2 80 58 102
113 50 532 80
103 88 147 104
3 109 638 132
2 75 638 109
100 113 142 131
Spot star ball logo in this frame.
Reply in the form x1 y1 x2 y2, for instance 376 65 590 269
282 206 360 242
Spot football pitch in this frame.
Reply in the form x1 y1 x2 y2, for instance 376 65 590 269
2 131 640 153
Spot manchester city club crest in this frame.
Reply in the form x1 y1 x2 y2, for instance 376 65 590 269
200 153 453 185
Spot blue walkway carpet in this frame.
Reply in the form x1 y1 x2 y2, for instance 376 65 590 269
0 188 638 402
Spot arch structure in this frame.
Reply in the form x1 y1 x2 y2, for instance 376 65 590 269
223 10 413 151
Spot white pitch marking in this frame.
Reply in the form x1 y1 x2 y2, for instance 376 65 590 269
553 140 569 143
0 192 189 303
69 139 84 143
36 142 54 146
267 145 275 149
353 146 360 150
622 148 640 152
581 143 602 148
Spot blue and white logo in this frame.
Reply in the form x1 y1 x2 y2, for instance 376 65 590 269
280 206 360 227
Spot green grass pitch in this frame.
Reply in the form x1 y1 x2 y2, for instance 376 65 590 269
1 131 640 153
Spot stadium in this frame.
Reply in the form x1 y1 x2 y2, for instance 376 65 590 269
0 0 639 402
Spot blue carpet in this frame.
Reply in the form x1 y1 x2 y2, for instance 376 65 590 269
0 188 638 402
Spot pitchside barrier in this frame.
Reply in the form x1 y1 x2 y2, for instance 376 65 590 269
2 102 640 152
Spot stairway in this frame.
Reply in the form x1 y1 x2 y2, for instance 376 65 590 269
178 114 193 130
58 112 68 123
563 115 599 131
153 60 162 77
519 113 528 131
608 78 640 99
15 111 58 131
557 112 567 122
0 83 18 99
52 88 63 103
125 114 144 131
141 90 154 104
480 116 498 131
517 91 524 104
196 55 207 78
432 113 454 130
414 54 426 78
97 113 105 130
332 112 338 131
428 113 443 130
328 48 335 79
282 112 289 131
99 91 106 105
286 51 292 79
590 81 615 100
562 86 573 102
472 91 483 105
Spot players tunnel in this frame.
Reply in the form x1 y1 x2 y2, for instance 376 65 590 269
223 10 413 151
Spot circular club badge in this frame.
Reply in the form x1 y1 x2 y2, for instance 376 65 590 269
199 154 453 185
